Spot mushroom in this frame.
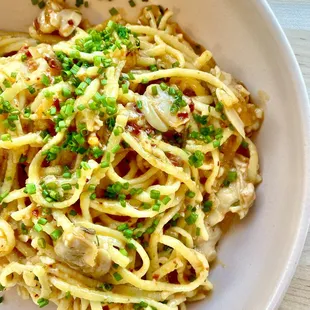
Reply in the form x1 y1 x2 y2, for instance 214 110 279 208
141 84 190 132
54 226 111 278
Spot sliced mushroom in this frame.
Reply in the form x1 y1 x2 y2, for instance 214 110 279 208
141 84 190 132
54 226 111 278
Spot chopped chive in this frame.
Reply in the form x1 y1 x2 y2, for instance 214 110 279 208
24 183 36 195
41 74 50 87
38 218 48 225
123 229 133 238
203 200 212 212
100 161 109 168
149 64 158 72
119 248 128 256
162 196 171 205
186 191 195 198
151 85 158 96
62 88 71 98
150 190 160 199
109 7 119 16
38 1 46 9
129 0 136 7
37 238 46 249
185 212 198 225
122 83 129 94
61 183 72 191
50 229 63 241
117 223 128 231
136 100 143 109
113 272 123 281
33 224 43 232
37 298 49 308
69 210 78 216
90 193 97 200
160 82 168 91
111 144 121 154
227 171 237 182
213 140 220 148
1 134 11 142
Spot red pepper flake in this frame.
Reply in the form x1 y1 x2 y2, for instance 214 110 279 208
183 89 196 97
68 19 74 26
153 274 160 280
25 50 32 58
53 98 60 109
177 112 188 120
102 306 109 310
126 122 141 135
32 209 39 218
189 101 195 112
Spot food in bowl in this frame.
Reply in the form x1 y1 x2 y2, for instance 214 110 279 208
0 1 263 309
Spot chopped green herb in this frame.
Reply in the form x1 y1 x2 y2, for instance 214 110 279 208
37 298 49 308
150 190 160 200
129 0 136 7
109 7 119 16
202 200 212 212
38 218 48 225
113 272 123 281
24 183 36 195
37 238 46 249
50 229 63 241
185 212 198 225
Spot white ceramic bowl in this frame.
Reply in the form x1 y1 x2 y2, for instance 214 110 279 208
0 0 309 309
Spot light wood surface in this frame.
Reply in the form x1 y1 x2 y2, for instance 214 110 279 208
268 1 310 309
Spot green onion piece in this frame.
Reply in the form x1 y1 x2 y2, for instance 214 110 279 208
41 74 50 87
136 100 143 109
38 218 48 225
50 229 63 241
127 242 136 250
69 210 78 216
117 223 128 231
100 161 109 168
61 183 72 191
109 7 119 16
122 83 129 94
185 212 198 225
129 0 136 7
186 191 195 198
90 193 97 200
24 183 36 195
62 87 71 98
172 61 180 68
149 64 158 72
111 144 121 154
37 238 46 249
123 229 133 238
215 102 224 112
38 1 46 9
160 82 168 91
65 291 71 299
119 248 128 256
152 85 158 96
162 196 171 205
1 134 11 142
213 140 220 148
128 72 135 80
152 204 160 212
227 170 237 182
202 200 212 212
150 190 160 199
113 272 123 281
0 284 4 291
33 224 43 232
37 298 49 308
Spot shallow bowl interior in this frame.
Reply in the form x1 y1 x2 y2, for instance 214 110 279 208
0 1 309 309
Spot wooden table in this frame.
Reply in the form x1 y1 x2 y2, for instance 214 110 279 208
268 1 310 309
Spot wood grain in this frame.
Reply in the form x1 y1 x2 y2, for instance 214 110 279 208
269 1 310 309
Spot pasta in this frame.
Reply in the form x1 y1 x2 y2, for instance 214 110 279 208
0 1 263 309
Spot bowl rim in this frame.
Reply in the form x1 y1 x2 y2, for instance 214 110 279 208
258 0 310 308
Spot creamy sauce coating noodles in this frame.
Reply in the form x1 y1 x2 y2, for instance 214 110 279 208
0 1 263 309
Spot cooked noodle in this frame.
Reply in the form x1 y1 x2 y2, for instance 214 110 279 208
0 1 263 309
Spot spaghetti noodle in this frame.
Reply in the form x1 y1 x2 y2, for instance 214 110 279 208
0 1 263 309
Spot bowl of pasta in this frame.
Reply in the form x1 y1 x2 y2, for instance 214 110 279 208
0 0 309 309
